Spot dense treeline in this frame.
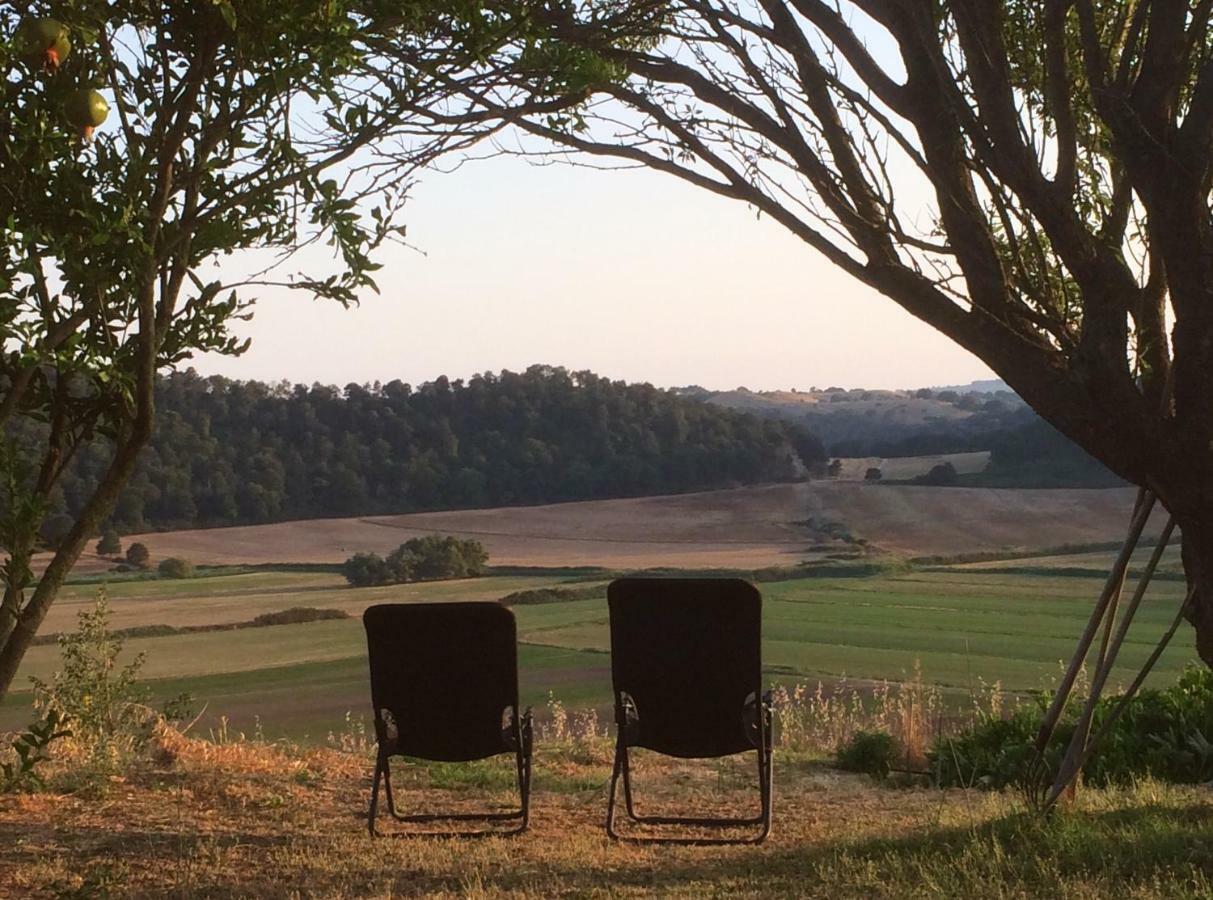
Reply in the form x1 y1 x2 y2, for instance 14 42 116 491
973 418 1125 488
23 365 823 537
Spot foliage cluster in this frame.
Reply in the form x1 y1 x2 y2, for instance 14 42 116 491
29 591 153 767
95 529 121 557
125 542 149 569
931 666 1213 789
250 607 348 627
835 730 897 779
0 709 71 792
157 557 195 579
912 462 960 486
499 585 605 606
15 366 824 537
342 535 488 587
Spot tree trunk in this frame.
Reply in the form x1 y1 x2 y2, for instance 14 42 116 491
1180 522 1213 668
0 431 150 702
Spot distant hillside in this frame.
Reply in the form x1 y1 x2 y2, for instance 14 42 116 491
682 385 1029 456
19 366 826 539
684 384 1123 488
930 378 1010 394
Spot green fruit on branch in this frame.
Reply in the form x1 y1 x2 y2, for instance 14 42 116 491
14 17 71 71
63 88 109 140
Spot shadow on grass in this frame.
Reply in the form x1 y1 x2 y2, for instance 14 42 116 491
3 795 1210 897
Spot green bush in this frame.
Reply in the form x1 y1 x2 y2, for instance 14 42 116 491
387 534 488 582
499 585 605 606
930 666 1213 789
344 535 489 587
157 557 194 579
251 607 349 626
125 542 150 568
341 552 393 587
1 710 72 793
31 592 151 767
836 730 897 779
929 710 1041 789
95 529 122 557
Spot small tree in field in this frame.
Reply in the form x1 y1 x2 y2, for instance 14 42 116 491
864 467 882 482
918 463 960 487
390 534 489 582
94 529 121 558
344 536 488 587
342 552 393 588
0 1 558 701
124 543 149 570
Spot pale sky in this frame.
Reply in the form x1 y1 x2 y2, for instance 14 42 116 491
193 150 995 392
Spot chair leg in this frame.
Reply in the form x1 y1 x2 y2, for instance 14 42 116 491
372 738 530 838
382 754 400 818
605 733 627 840
606 707 775 844
515 713 533 832
756 711 774 842
368 753 386 838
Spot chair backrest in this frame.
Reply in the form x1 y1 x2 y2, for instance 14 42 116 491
363 602 519 762
608 577 762 758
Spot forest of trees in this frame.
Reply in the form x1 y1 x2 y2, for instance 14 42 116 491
17 366 824 539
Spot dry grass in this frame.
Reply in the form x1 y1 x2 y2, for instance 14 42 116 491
1 710 1211 898
50 480 1161 577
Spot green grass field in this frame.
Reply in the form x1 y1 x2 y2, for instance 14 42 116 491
0 563 1197 742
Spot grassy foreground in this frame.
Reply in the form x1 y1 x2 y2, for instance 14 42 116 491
0 726 1210 898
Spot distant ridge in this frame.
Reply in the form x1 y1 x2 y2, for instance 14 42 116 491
929 378 1011 394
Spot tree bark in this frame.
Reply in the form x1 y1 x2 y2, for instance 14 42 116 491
1180 522 1213 668
0 429 151 702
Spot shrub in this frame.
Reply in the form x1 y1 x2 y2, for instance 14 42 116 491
342 552 393 587
836 730 898 779
252 607 349 627
930 666 1213 790
929 709 1040 789
95 529 122 557
499 585 605 606
916 462 959 486
864 467 883 481
1 710 72 793
31 591 151 767
344 535 489 587
157 557 195 579
125 542 150 568
391 534 489 581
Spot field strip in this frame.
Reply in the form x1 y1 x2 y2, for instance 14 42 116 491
356 517 812 545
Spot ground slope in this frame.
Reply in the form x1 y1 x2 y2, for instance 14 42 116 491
0 734 1208 899
84 481 1161 571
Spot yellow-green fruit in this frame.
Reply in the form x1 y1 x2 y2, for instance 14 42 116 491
64 88 109 130
15 17 71 69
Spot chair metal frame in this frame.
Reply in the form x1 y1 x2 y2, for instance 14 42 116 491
603 577 775 844
605 692 773 844
368 708 533 838
363 602 533 838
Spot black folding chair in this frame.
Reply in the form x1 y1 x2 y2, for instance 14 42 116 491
605 577 773 844
363 602 532 837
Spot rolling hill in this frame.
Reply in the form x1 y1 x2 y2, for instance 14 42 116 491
72 478 1162 574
